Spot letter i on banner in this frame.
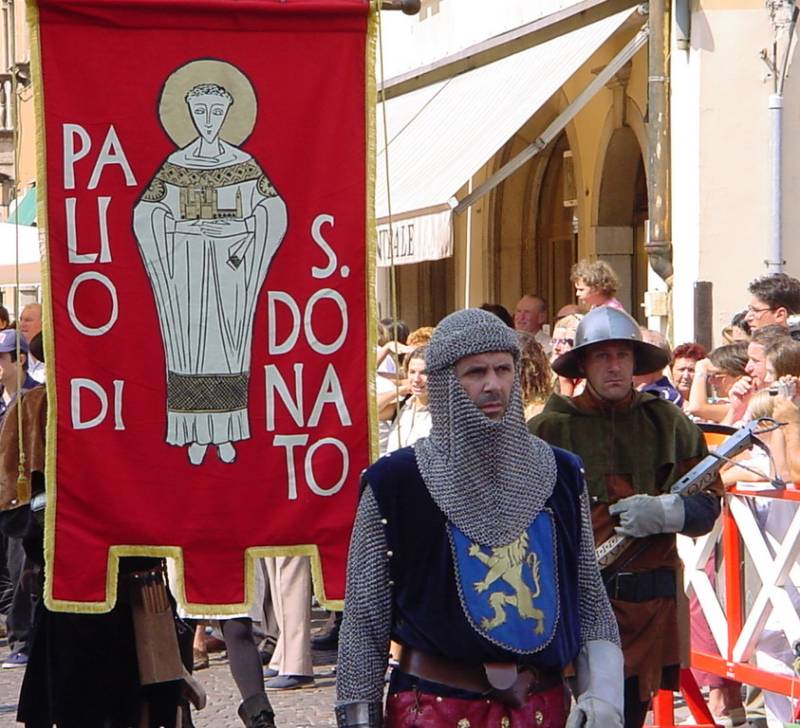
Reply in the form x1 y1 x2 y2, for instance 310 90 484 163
30 0 376 613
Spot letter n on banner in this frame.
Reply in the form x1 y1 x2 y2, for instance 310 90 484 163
30 0 377 613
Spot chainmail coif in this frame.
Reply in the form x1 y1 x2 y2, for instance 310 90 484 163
415 308 557 547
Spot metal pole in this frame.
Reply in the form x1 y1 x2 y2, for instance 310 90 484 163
464 178 472 307
767 92 784 273
380 0 421 14
646 0 673 286
765 2 797 273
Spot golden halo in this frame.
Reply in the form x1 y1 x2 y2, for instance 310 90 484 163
158 59 257 147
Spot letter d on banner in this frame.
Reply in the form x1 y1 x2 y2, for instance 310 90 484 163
71 378 108 429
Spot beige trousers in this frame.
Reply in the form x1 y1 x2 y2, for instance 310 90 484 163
265 556 312 677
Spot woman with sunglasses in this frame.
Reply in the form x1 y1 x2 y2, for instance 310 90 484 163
685 342 748 422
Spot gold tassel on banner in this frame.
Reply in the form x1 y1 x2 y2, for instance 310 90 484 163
16 454 29 506
12 39 30 509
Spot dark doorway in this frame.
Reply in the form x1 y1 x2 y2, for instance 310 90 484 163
534 132 578 321
596 126 648 322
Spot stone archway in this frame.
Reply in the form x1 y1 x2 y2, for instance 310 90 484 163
533 132 579 318
595 125 648 321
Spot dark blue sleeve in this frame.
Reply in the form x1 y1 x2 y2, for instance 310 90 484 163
681 491 721 537
550 446 585 501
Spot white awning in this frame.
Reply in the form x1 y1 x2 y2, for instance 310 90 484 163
0 223 40 266
0 223 41 286
375 6 636 266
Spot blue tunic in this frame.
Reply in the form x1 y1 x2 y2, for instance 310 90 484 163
367 445 585 670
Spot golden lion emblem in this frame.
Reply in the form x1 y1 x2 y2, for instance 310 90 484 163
469 532 545 634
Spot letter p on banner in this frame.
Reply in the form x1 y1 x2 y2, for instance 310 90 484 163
30 0 377 613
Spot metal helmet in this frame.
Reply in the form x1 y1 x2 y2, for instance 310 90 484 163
551 306 670 378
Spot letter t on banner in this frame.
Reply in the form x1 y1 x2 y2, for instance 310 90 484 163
30 0 377 613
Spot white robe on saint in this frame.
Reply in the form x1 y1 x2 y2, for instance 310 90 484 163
133 138 287 447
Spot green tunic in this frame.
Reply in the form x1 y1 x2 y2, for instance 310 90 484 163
528 390 708 502
528 389 712 699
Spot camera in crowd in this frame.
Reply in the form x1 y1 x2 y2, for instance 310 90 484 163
769 380 797 399
789 313 800 342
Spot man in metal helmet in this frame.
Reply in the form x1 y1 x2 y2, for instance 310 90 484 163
528 306 722 728
336 308 623 728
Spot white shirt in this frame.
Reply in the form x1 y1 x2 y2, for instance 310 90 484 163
385 398 431 453
27 354 45 383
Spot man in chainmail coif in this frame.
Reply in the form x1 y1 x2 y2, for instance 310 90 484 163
335 308 623 728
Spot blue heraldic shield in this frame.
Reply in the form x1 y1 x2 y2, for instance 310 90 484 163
449 513 559 653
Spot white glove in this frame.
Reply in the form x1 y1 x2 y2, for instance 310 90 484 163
608 493 685 538
566 640 624 728
566 696 621 728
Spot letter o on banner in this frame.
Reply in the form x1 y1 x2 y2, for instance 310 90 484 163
304 437 349 496
67 271 119 336
304 288 347 355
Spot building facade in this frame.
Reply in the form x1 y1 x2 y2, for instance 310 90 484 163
2 0 800 336
377 0 800 346
0 0 39 316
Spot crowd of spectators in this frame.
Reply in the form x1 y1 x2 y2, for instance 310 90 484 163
6 262 800 727
0 302 44 672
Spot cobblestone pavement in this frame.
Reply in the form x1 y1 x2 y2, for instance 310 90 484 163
188 645 338 728
0 627 705 728
0 620 339 728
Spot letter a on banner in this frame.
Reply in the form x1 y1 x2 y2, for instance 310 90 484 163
29 0 377 613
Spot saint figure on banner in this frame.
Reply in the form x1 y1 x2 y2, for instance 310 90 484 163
133 59 287 466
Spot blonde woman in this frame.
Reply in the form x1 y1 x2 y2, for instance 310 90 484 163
517 332 553 419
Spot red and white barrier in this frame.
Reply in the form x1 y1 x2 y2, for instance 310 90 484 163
656 484 800 727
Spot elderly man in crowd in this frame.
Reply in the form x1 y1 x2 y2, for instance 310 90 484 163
514 294 552 354
17 303 44 383
529 306 722 728
336 308 623 728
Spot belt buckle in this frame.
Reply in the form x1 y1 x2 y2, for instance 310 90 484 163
483 662 518 690
611 571 633 600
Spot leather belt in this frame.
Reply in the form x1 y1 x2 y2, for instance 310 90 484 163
400 648 491 693
398 647 561 696
604 568 676 602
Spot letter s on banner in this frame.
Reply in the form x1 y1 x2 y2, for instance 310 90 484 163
311 214 336 279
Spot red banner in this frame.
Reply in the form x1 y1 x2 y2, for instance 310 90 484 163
31 0 375 612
